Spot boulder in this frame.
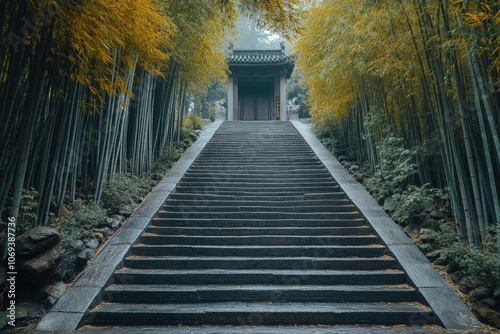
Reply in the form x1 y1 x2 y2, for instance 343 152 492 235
425 249 442 262
17 227 61 258
77 248 94 266
84 238 99 250
55 249 78 282
479 298 497 309
472 304 500 329
420 219 439 231
469 287 493 302
348 165 359 173
119 205 133 217
494 287 500 301
433 253 449 266
418 243 433 253
18 243 63 282
458 276 486 294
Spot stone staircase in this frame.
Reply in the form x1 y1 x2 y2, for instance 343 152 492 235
82 122 439 329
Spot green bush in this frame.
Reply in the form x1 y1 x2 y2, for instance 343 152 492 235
101 174 153 212
364 136 418 197
391 184 448 225
312 113 349 157
17 188 39 233
434 224 500 282
209 105 216 122
58 200 106 241
151 145 179 177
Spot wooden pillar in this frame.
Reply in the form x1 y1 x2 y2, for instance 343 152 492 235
227 76 233 121
280 75 287 121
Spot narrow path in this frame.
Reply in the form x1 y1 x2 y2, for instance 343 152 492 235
37 121 484 333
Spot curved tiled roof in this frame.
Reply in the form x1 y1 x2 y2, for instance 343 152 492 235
229 50 290 64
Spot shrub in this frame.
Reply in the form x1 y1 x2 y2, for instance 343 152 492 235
364 136 418 197
391 184 448 225
101 174 153 213
58 200 106 242
312 113 350 157
151 145 179 177
434 224 500 282
17 188 39 233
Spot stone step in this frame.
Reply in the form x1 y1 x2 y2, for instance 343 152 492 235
113 269 408 285
162 205 357 213
158 211 362 220
165 199 349 207
139 235 378 246
123 257 397 270
144 226 372 236
178 176 335 183
131 245 386 257
172 189 344 197
85 302 436 326
104 284 418 304
168 192 347 201
184 169 332 175
150 218 367 228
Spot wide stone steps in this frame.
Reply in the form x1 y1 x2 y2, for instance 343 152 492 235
113 269 408 285
131 245 386 257
104 284 418 303
85 302 434 326
144 226 372 235
82 122 439 330
123 257 397 270
151 218 368 227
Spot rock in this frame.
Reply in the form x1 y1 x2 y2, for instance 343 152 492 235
429 209 445 219
383 196 395 212
119 205 133 217
94 227 113 238
451 271 465 283
420 219 439 231
419 228 434 235
458 276 485 294
337 156 349 162
17 227 61 258
18 243 63 282
114 214 125 221
403 223 420 238
376 195 385 205
472 304 500 329
91 232 104 242
494 287 500 301
55 250 78 282
77 248 94 266
479 298 497 308
349 165 359 173
419 229 435 243
44 281 66 306
342 161 354 167
446 259 459 274
103 217 121 229
469 287 493 302
418 243 433 253
70 239 84 248
433 254 449 266
425 249 442 262
84 238 99 250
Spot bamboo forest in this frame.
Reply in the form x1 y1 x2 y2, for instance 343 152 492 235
1 0 500 331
